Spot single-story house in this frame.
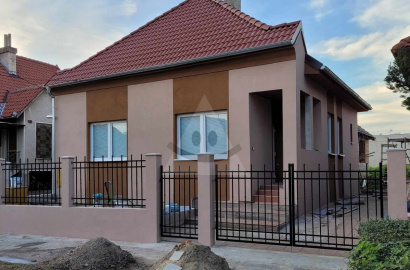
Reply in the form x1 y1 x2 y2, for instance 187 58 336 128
0 34 59 162
49 0 371 184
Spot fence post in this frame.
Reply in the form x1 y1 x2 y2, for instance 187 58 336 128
61 156 75 208
387 149 407 220
145 153 162 243
198 153 215 247
0 159 5 205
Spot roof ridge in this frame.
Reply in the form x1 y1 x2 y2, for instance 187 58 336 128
8 85 44 93
210 0 271 30
16 55 59 70
210 0 300 30
56 0 193 76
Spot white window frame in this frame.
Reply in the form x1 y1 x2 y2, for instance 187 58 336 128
337 118 343 155
177 111 228 161
327 115 333 154
90 121 127 161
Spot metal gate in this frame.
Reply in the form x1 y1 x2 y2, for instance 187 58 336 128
160 166 198 239
215 164 385 250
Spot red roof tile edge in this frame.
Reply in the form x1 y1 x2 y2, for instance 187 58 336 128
50 0 301 87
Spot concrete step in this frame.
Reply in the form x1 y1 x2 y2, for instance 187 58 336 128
260 185 282 190
253 195 279 203
217 217 287 232
258 189 279 196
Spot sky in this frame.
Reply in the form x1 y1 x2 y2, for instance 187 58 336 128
0 0 409 135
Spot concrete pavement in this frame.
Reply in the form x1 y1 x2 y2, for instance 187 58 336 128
0 234 348 269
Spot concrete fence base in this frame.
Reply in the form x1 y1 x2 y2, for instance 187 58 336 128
0 154 163 243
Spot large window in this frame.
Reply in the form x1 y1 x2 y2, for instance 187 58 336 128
90 121 127 161
300 91 312 150
177 111 228 160
337 118 343 155
327 114 334 153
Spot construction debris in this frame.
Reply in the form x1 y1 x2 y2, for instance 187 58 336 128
150 241 231 270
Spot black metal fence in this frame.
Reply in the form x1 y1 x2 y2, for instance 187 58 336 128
292 163 385 250
215 163 385 250
216 165 291 245
1 159 62 206
72 156 146 208
161 166 198 239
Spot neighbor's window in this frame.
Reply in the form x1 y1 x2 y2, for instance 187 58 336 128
90 121 127 161
177 111 228 160
36 123 52 159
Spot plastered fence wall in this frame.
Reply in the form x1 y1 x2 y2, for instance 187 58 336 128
0 155 162 243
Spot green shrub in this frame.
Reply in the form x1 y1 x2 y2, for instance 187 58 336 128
349 220 410 270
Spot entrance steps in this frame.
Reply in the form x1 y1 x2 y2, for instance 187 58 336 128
253 184 283 204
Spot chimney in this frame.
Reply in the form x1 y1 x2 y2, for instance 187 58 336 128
0 34 17 75
224 0 241 10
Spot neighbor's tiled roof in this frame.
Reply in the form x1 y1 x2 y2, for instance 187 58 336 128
0 56 59 118
49 0 300 86
1 87 44 118
392 36 410 56
358 126 375 141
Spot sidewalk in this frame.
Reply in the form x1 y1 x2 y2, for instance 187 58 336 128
0 234 348 269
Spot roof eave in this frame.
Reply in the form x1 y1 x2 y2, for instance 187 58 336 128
49 39 296 89
305 55 372 111
320 66 372 111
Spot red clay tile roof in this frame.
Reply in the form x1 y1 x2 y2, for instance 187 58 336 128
49 0 300 86
392 36 410 56
1 87 44 118
0 56 59 118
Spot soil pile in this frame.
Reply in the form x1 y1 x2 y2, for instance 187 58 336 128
42 238 139 270
151 241 230 270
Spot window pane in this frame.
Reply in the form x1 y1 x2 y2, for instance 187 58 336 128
206 113 227 155
93 124 108 159
180 116 201 156
112 122 127 158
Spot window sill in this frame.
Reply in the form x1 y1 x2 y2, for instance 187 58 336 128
338 154 345 158
328 152 337 156
175 156 228 162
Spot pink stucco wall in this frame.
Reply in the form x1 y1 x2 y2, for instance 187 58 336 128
0 205 158 243
55 92 87 158
128 80 174 168
229 60 297 170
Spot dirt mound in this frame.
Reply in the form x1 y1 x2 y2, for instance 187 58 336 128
42 238 139 270
151 241 230 270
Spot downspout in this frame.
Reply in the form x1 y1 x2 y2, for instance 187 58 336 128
46 86 56 196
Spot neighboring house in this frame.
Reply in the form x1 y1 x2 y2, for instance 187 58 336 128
0 34 59 162
369 133 410 167
358 126 375 166
391 36 410 57
49 0 371 179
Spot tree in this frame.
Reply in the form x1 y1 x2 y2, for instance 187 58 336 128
385 49 410 110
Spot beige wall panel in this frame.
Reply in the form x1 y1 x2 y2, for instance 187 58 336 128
55 92 87 158
128 80 174 168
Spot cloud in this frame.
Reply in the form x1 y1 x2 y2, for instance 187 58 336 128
310 0 327 8
121 0 138 16
311 25 410 64
308 0 332 21
353 0 410 28
0 0 136 69
357 82 410 134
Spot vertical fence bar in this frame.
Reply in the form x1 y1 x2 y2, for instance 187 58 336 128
288 163 295 247
379 162 384 219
